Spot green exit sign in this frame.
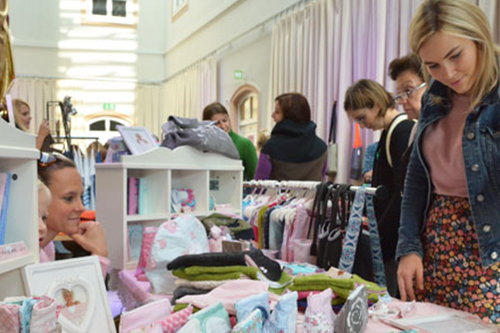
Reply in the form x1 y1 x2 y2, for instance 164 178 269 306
103 103 115 110
234 70 244 80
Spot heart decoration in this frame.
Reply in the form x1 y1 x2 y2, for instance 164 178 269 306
47 275 95 333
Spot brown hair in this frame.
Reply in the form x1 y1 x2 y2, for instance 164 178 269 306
202 102 229 121
344 79 395 116
38 153 77 186
275 93 311 123
388 53 424 82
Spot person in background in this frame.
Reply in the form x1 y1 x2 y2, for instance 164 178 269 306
12 98 51 150
87 141 107 163
255 93 327 181
203 102 258 180
38 179 50 250
397 0 500 324
344 79 414 296
38 153 109 277
389 53 426 123
256 129 270 154
388 54 426 189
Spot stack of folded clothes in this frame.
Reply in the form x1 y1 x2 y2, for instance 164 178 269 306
289 272 388 312
166 250 293 314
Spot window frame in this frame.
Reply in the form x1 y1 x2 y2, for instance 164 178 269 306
81 0 138 28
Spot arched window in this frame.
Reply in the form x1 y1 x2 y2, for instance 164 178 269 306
238 93 259 145
84 112 134 143
229 83 260 146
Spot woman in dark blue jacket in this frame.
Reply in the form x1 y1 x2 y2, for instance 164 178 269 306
397 0 500 324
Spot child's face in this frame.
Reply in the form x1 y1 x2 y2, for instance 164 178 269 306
38 189 50 248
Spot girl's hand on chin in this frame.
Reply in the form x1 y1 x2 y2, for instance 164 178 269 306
71 221 108 258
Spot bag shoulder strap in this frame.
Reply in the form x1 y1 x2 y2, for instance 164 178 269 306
385 114 408 168
328 102 337 143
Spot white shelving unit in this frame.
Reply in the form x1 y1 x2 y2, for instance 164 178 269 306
96 146 243 270
0 120 39 299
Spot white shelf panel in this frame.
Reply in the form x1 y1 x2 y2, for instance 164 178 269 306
0 253 35 276
0 147 39 159
127 214 170 222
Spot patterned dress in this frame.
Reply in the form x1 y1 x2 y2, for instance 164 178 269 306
417 194 500 324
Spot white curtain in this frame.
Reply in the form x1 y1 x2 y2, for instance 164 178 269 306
135 83 162 137
268 0 500 183
268 0 424 183
8 77 57 134
157 57 217 133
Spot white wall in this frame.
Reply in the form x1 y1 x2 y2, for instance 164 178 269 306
9 0 302 135
165 0 301 131
164 0 300 80
10 0 167 82
218 30 272 131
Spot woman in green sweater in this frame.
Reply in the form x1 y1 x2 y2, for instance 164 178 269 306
203 102 258 180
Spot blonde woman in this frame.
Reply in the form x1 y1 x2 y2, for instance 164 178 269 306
13 98 51 150
396 0 500 323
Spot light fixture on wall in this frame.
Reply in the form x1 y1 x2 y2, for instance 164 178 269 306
46 96 78 158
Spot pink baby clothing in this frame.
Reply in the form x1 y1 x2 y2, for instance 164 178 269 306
160 306 193 333
303 289 335 333
288 204 310 261
40 241 109 278
176 280 269 315
120 299 171 333
30 296 61 333
0 302 21 333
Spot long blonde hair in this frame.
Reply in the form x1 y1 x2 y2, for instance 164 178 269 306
410 0 500 109
12 98 31 132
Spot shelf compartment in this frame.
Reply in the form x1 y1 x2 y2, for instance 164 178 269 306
209 170 242 215
127 169 170 216
171 170 208 215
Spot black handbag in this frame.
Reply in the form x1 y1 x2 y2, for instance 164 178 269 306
311 184 375 282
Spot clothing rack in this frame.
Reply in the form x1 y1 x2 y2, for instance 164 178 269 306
243 180 383 197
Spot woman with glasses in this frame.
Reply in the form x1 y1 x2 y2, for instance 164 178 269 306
397 0 500 323
38 153 109 277
389 54 426 122
388 54 426 192
344 79 414 296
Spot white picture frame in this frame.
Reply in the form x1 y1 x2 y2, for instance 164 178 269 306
116 125 157 155
23 256 116 333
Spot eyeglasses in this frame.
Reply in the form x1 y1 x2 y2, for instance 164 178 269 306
394 82 426 103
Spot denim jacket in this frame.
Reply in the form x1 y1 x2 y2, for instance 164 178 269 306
396 78 500 267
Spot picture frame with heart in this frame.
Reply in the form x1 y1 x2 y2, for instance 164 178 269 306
23 256 116 333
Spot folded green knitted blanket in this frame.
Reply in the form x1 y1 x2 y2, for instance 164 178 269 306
173 265 259 281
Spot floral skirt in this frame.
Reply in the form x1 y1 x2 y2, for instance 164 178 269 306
417 194 500 324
